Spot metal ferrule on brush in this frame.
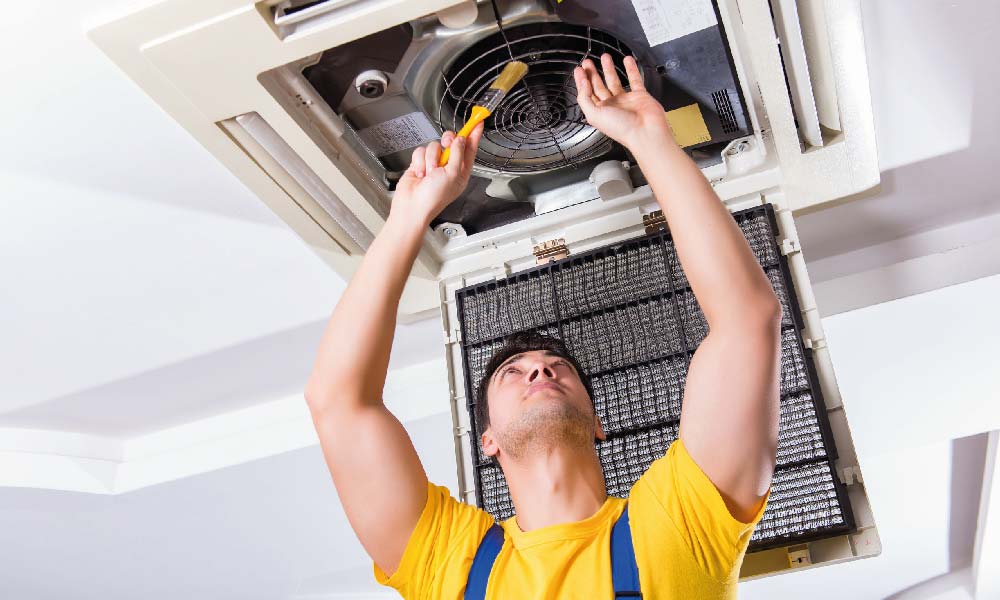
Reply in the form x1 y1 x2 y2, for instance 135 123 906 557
481 60 527 112
478 88 506 113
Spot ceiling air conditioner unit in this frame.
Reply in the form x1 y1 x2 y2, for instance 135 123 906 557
91 0 880 578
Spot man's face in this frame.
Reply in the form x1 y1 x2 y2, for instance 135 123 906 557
480 350 606 463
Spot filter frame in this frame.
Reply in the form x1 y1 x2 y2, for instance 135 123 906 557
454 204 855 551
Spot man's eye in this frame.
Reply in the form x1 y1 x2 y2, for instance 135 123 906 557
502 366 520 377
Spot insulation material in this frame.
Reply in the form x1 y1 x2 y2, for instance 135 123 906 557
455 205 854 548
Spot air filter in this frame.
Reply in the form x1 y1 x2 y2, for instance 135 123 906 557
454 204 854 550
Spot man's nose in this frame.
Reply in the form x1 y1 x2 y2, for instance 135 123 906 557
527 362 556 382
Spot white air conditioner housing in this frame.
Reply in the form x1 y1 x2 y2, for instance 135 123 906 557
91 0 880 579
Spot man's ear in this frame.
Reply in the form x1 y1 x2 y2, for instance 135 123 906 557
481 428 500 460
595 414 607 441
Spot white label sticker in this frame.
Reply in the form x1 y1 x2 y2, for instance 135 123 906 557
357 112 440 157
631 0 718 47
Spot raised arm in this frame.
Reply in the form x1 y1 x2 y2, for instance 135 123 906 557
574 56 780 521
304 124 483 575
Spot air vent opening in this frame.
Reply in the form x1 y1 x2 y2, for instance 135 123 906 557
440 22 634 175
768 0 843 148
713 89 740 135
262 0 759 241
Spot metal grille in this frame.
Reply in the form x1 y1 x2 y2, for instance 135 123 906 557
454 204 854 549
439 22 633 174
713 89 739 135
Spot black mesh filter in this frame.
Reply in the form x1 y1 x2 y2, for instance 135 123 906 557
750 461 847 545
455 205 854 549
591 354 686 435
598 423 679 498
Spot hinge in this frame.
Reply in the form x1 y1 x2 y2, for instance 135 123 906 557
533 238 569 265
643 210 667 234
781 238 800 256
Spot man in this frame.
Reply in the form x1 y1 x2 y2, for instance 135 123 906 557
305 54 781 598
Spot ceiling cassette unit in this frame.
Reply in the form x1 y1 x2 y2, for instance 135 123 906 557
92 0 880 578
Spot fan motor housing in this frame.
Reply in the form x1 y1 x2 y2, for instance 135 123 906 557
299 0 751 235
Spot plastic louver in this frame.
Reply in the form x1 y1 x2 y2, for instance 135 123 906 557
454 205 854 549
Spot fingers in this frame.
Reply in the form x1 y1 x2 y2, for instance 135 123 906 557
445 122 484 177
581 59 611 101
424 140 441 171
406 127 478 183
463 122 484 173
444 135 466 175
409 145 426 178
624 55 645 91
601 54 623 95
574 66 597 113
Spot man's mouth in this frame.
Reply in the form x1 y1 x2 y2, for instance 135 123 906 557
526 382 563 395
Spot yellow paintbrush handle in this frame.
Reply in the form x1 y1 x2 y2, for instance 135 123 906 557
439 105 490 166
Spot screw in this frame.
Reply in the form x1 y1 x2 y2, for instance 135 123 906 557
657 59 680 75
726 140 750 156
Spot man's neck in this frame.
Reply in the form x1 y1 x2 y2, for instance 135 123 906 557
501 445 608 532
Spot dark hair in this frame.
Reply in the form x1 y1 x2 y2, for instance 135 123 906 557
474 331 594 435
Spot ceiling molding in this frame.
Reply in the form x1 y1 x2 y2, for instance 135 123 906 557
0 359 449 494
812 231 1000 317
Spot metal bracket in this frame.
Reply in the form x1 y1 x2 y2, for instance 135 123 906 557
643 210 667 234
533 239 569 264
839 465 864 486
781 238 800 256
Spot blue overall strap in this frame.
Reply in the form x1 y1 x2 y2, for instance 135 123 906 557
464 523 504 600
611 505 642 598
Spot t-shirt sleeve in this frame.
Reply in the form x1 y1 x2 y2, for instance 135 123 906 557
630 438 770 581
372 480 494 599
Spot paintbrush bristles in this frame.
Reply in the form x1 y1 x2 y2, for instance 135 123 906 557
477 61 528 113
490 60 528 93
436 61 527 167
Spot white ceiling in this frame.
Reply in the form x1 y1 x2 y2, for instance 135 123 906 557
795 0 999 268
0 1 334 421
2 0 998 437
1 0 999 597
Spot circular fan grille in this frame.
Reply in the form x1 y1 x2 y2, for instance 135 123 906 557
438 23 634 174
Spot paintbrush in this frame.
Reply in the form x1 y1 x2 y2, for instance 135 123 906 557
438 60 528 166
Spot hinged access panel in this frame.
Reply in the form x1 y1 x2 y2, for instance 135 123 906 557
438 200 879 579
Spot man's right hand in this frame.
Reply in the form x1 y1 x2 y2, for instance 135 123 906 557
390 122 484 230
573 54 672 153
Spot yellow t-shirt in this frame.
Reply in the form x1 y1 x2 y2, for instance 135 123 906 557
373 439 769 599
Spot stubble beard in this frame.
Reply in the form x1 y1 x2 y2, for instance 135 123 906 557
495 395 594 462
